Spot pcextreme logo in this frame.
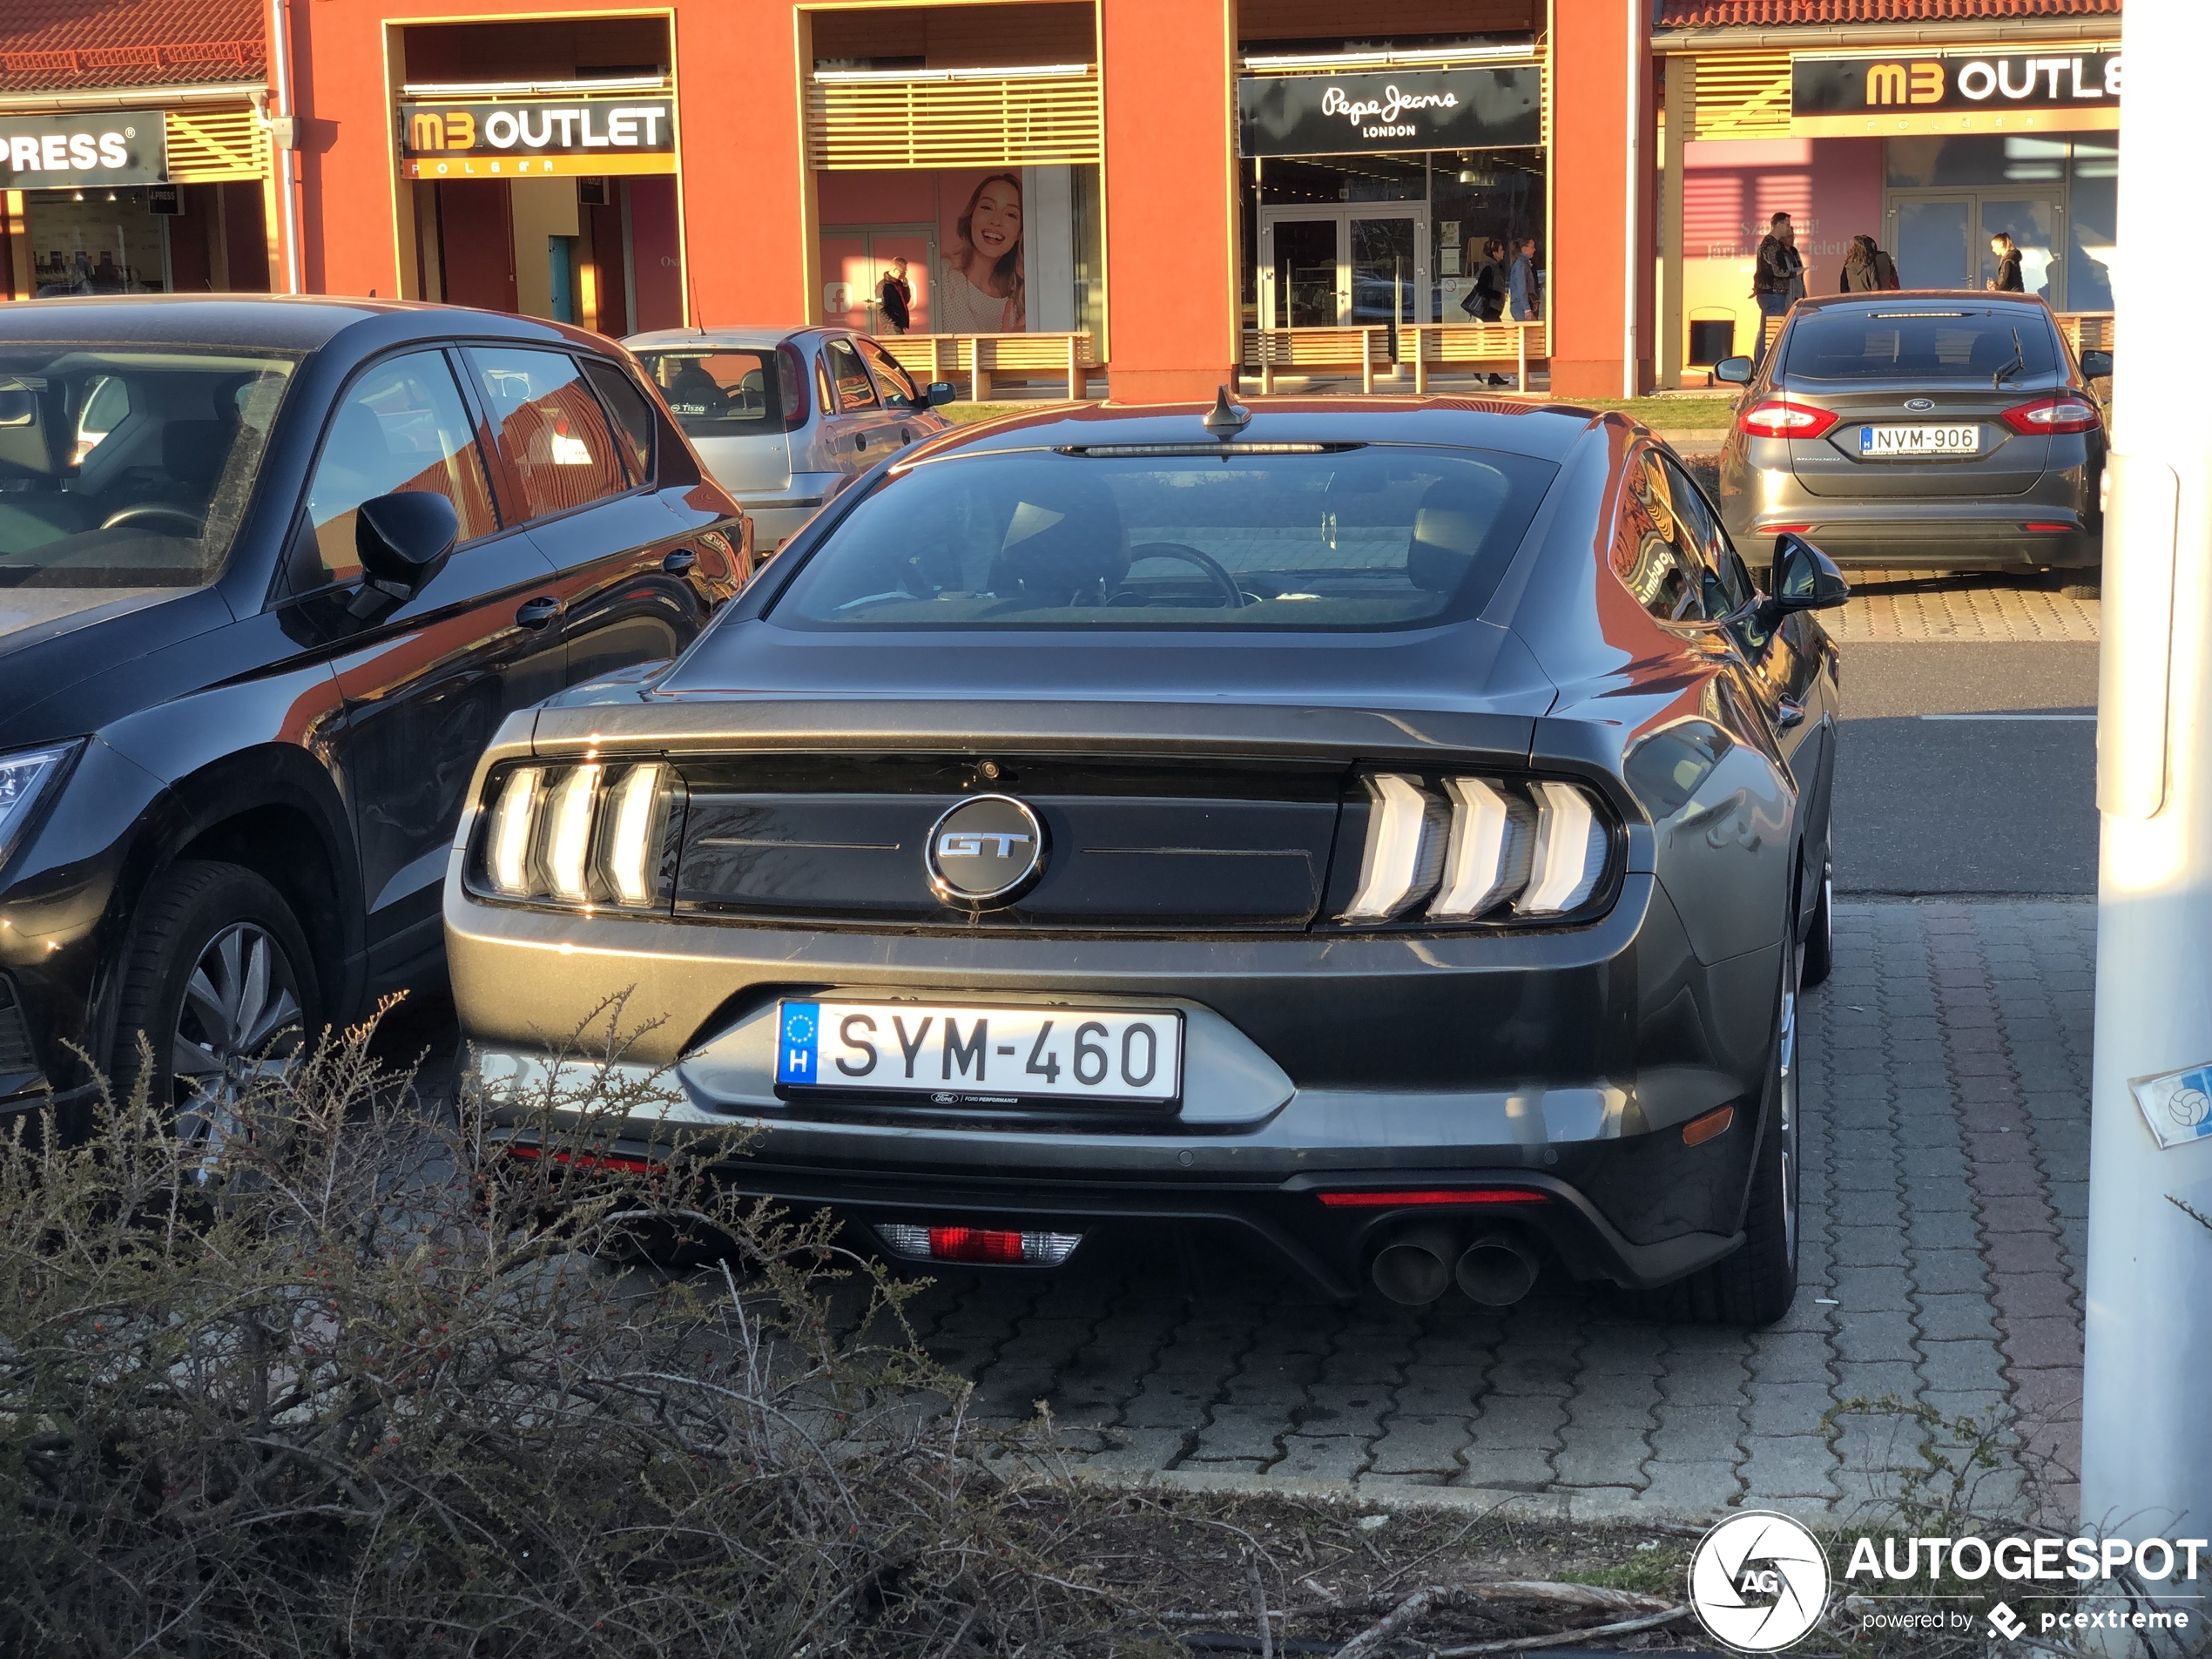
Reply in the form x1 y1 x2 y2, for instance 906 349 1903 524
1690 1513 1833 1651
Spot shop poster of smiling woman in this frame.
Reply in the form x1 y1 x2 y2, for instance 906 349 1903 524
935 170 1025 333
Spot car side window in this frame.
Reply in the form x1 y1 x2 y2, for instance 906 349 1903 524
825 338 880 411
581 358 656 484
1658 454 1754 618
1611 453 1705 624
857 338 921 405
293 349 498 593
462 346 631 522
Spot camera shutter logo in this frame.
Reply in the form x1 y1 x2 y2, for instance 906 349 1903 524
925 794 1048 908
1689 1511 1831 1651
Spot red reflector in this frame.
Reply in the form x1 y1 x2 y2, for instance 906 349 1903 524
502 1145 664 1176
1318 1189 1547 1208
928 1226 1028 1264
2023 522 2074 533
1683 1106 1736 1147
1767 524 1812 534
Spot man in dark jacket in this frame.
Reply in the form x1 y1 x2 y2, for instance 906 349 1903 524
876 257 914 334
1752 212 1805 363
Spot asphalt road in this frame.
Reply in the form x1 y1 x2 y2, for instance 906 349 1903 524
1832 638 2099 895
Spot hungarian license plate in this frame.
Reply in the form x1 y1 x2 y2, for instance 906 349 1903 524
775 1000 1184 1105
1860 423 1979 456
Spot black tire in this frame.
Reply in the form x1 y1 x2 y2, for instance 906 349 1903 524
107 861 321 1171
1800 859 1834 988
1650 948 1800 1326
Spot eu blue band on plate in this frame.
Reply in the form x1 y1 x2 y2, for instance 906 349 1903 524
778 1002 821 1085
1858 428 1873 454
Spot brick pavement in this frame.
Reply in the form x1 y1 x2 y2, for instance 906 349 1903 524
1829 570 2099 645
900 901 2094 1527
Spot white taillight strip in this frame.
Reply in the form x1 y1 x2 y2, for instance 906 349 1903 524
604 765 664 907
1342 773 1445 921
1434 777 1514 919
1522 781 1601 914
489 767 542 895
543 765 603 901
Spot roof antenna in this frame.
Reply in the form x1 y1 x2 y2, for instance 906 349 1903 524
1203 383 1251 440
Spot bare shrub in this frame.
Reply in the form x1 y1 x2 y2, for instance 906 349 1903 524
0 1005 1151 1657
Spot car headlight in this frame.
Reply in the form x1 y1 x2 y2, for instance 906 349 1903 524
1336 772 1613 926
470 760 676 910
0 743 79 867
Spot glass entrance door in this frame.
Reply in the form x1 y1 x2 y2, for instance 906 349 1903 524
1891 196 1974 291
1977 198 2062 305
1258 208 1427 332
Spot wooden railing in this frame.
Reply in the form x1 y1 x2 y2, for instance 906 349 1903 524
876 331 1097 401
1242 321 1548 394
2056 311 2114 356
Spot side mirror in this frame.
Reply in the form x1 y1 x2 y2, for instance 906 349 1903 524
1713 355 1755 386
2080 348 2113 380
354 490 459 603
1765 532 1848 619
927 381 958 408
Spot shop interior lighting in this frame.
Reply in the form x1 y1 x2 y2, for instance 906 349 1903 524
812 62 1092 83
400 75 669 97
1242 42 1537 71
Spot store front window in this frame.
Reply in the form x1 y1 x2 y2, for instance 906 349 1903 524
1882 134 2116 309
25 189 169 293
1243 150 1545 332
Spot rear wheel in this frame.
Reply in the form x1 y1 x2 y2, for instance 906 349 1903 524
108 861 320 1181
1655 947 1800 1326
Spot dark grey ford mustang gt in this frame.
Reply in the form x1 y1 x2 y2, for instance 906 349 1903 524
445 393 1846 1325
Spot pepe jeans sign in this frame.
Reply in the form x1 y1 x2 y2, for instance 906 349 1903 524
398 98 676 178
1238 66 1541 158
0 111 165 189
1793 50 2121 135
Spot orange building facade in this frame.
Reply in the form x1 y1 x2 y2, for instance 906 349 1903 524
186 2 1656 399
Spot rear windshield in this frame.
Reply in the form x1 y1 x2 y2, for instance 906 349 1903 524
769 444 1558 631
1784 309 2058 381
636 348 789 436
0 347 293 592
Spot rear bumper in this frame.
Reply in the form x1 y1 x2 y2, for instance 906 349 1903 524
1748 507 2098 570
730 472 846 550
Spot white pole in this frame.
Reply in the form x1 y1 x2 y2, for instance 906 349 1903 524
267 0 301 294
2081 0 2212 1561
1622 0 1639 400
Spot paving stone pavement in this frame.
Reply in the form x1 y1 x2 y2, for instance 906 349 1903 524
1827 569 2099 644
900 900 2094 1527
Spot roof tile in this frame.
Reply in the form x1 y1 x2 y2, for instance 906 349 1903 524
0 0 265 94
1659 0 2118 25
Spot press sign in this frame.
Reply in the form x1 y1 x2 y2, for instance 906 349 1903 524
0 111 165 188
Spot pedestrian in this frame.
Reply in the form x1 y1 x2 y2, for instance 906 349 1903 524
876 255 913 334
1986 233 2024 293
1507 236 1540 321
1463 239 1513 384
1841 234 1884 292
1751 212 1804 363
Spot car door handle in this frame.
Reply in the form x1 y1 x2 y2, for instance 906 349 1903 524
661 548 696 576
515 596 562 631
1777 696 1807 730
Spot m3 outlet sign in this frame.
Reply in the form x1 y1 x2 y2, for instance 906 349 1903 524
1793 50 2121 135
398 98 677 178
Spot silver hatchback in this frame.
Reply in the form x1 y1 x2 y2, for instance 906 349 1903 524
628 327 955 553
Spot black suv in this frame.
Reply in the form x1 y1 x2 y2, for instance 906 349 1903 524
0 296 750 1154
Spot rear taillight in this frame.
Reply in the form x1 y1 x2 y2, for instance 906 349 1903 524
876 1224 1082 1265
477 761 674 909
1738 397 1838 440
776 341 810 426
2000 395 2101 435
1339 774 1610 926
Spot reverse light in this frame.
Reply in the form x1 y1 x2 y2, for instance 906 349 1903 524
1338 774 1612 926
476 761 671 908
876 1223 1082 1265
2000 395 2100 435
1737 397 1839 440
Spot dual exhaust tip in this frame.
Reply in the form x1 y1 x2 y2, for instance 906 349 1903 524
1371 1222 1540 1308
